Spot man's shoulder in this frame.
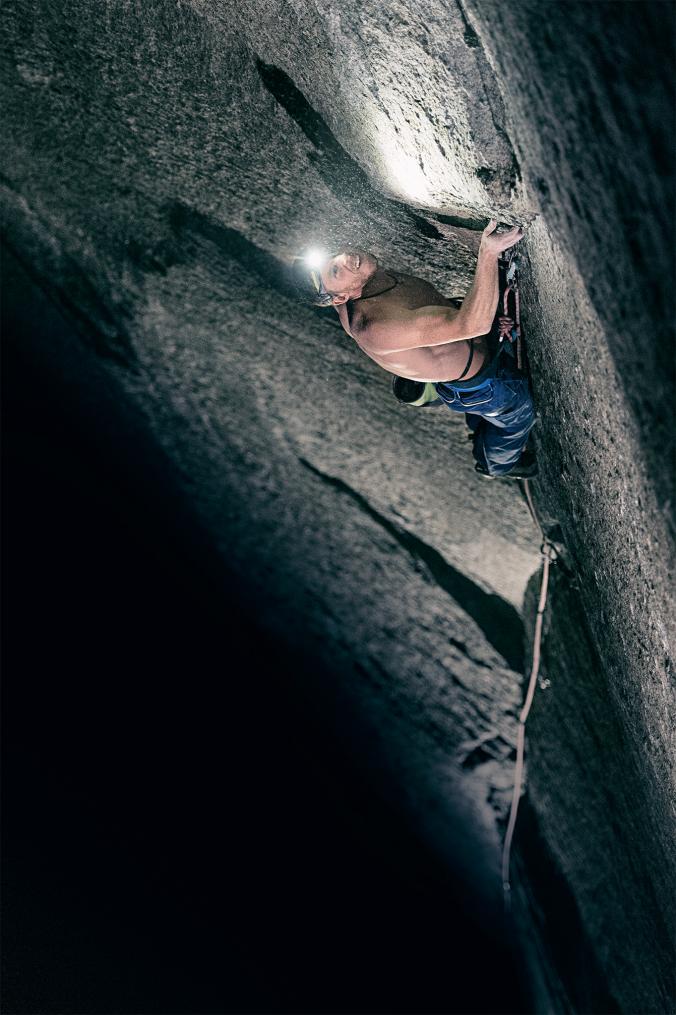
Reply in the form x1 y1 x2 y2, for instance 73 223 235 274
349 303 417 355
348 303 389 343
349 293 402 329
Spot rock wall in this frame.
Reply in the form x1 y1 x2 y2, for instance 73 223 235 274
460 4 675 1010
2 0 674 1011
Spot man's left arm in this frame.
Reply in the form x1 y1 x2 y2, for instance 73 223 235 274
365 221 522 354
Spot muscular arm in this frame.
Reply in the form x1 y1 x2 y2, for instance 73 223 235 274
362 222 522 356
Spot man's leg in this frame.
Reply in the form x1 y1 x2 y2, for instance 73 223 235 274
472 374 535 477
435 369 535 476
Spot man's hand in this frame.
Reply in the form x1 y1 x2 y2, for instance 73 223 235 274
357 219 524 355
480 220 524 257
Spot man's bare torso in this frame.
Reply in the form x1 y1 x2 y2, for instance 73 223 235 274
347 271 489 382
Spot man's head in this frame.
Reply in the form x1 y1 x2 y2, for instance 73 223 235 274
292 249 379 307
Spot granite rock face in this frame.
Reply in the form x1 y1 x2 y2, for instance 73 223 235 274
2 1 674 1011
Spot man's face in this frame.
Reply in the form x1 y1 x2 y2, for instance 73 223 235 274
319 249 378 305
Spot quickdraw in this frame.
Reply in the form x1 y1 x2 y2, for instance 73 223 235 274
499 248 523 370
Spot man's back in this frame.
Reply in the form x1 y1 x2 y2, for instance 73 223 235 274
348 271 490 383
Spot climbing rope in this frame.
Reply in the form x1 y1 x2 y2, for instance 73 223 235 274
498 245 557 910
501 536 556 910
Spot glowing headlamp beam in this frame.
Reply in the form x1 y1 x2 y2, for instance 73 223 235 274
304 248 327 269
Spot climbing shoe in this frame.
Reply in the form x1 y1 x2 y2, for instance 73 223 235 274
475 449 538 480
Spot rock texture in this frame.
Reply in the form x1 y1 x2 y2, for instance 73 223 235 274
459 5 675 1010
2 0 674 1011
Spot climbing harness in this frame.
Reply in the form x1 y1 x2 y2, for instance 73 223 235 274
498 246 558 910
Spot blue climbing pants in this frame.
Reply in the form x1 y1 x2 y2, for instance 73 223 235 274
434 360 535 476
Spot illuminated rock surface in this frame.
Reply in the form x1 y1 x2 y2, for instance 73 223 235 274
2 1 673 1012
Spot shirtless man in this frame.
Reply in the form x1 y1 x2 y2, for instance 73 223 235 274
293 220 536 478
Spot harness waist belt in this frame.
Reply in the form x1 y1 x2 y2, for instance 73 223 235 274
441 374 493 392
436 360 496 392
435 336 510 392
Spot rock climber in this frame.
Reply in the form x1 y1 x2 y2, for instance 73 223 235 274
292 220 537 479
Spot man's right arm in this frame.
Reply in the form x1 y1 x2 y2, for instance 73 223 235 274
362 221 523 355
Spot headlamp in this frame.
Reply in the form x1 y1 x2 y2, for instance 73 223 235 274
303 249 336 306
292 248 343 307
308 268 330 305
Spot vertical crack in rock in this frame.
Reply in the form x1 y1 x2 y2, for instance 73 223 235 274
166 199 297 295
453 0 523 196
514 797 621 1014
1 184 138 370
298 457 525 672
255 59 444 240
519 557 675 1012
